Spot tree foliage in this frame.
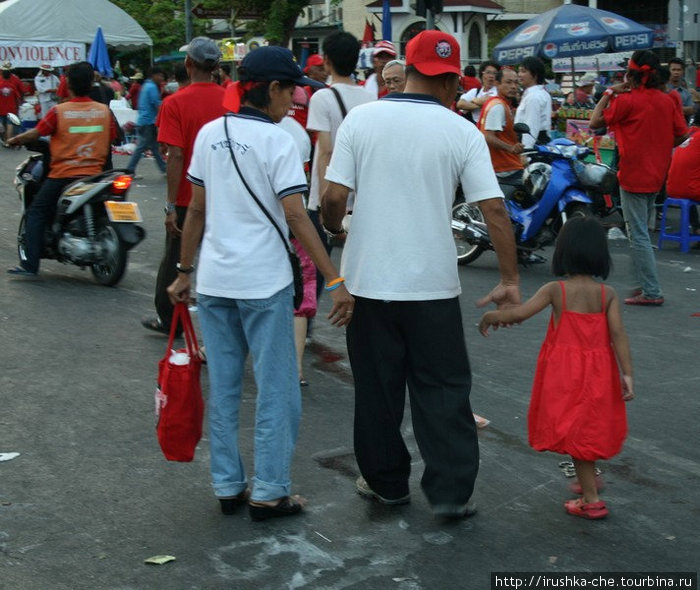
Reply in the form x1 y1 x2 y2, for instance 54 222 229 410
112 0 312 55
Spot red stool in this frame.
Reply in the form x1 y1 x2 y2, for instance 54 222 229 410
657 197 700 253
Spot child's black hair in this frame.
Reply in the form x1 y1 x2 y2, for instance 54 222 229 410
551 216 611 279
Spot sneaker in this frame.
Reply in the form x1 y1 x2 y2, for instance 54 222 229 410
432 499 477 520
355 476 410 505
141 316 170 334
624 293 664 306
7 266 37 277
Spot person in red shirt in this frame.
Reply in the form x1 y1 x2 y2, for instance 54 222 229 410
7 62 116 276
460 65 481 93
141 37 227 334
126 72 143 110
0 63 21 144
590 50 687 306
666 125 700 234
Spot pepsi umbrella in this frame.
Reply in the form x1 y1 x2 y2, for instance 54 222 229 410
87 26 113 78
493 4 653 65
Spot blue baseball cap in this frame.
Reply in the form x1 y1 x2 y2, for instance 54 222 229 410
239 46 324 89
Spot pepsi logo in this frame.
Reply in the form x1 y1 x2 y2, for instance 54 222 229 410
568 23 590 36
602 17 629 31
515 24 541 42
543 43 558 58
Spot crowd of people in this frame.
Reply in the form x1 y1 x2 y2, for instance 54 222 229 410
5 30 700 523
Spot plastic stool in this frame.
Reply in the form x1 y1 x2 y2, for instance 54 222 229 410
657 197 700 253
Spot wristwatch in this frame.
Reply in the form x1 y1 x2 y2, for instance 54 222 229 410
176 263 195 274
604 88 614 97
164 202 176 215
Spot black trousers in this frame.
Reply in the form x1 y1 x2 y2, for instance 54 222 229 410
346 296 479 507
154 205 188 331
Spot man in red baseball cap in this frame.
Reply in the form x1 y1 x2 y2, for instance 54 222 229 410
303 54 327 85
321 30 519 520
364 39 397 97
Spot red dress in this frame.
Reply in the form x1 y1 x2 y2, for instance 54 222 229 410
528 282 627 461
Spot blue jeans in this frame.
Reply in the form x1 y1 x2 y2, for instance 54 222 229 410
620 189 662 298
126 124 165 174
198 284 301 502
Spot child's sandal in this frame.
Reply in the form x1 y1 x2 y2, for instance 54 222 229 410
564 498 609 520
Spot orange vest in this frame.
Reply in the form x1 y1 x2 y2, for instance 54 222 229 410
478 96 523 174
50 101 110 179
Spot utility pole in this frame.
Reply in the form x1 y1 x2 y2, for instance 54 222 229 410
676 0 685 60
185 0 193 43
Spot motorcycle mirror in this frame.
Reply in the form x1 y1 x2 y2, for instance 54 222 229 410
513 122 531 135
7 113 21 126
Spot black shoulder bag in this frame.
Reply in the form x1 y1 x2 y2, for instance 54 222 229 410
223 115 304 309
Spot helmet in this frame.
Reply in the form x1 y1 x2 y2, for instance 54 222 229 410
522 162 552 201
574 162 617 193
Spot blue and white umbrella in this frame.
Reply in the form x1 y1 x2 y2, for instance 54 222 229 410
493 4 653 65
88 26 113 78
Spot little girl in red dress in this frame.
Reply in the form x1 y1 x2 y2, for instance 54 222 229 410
479 217 634 520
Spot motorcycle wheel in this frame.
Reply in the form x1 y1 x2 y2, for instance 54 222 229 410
17 214 28 264
453 202 486 265
90 222 127 287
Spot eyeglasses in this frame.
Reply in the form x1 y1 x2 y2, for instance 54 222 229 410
384 77 405 86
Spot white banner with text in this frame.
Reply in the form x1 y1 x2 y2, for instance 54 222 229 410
0 41 86 68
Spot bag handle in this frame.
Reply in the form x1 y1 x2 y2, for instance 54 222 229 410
164 303 200 360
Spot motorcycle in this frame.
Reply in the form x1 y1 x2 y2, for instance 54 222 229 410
8 114 145 286
452 123 618 265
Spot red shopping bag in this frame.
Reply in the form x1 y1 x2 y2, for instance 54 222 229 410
155 303 204 462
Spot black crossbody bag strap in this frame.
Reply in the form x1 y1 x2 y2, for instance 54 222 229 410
223 114 293 255
223 114 303 309
329 86 348 119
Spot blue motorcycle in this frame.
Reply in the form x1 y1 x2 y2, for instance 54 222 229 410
452 123 617 265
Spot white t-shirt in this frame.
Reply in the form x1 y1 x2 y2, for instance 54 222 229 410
483 102 507 131
306 83 375 210
325 93 504 301
459 85 497 124
514 84 552 148
278 116 311 163
187 108 308 299
363 73 379 98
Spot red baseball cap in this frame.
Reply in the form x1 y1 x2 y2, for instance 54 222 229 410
373 40 397 57
303 54 324 74
406 31 461 77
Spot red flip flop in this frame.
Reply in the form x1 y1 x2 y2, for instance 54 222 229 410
564 498 609 519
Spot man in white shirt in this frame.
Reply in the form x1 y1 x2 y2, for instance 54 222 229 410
514 56 552 148
322 30 520 520
34 64 59 118
306 31 374 294
456 60 499 124
363 40 397 98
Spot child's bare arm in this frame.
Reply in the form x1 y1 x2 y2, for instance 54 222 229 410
479 282 556 336
606 287 635 400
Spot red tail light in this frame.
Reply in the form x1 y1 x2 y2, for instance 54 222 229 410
111 175 133 196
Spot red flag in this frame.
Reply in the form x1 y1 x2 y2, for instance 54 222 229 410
362 18 375 44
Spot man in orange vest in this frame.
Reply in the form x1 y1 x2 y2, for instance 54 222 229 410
478 68 524 178
7 61 116 277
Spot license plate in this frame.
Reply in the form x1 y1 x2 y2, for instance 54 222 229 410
105 200 142 222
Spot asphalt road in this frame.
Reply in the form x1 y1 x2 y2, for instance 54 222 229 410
0 148 698 589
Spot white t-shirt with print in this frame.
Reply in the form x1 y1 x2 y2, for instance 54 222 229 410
325 94 503 301
187 109 308 300
306 83 375 210
459 85 497 123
